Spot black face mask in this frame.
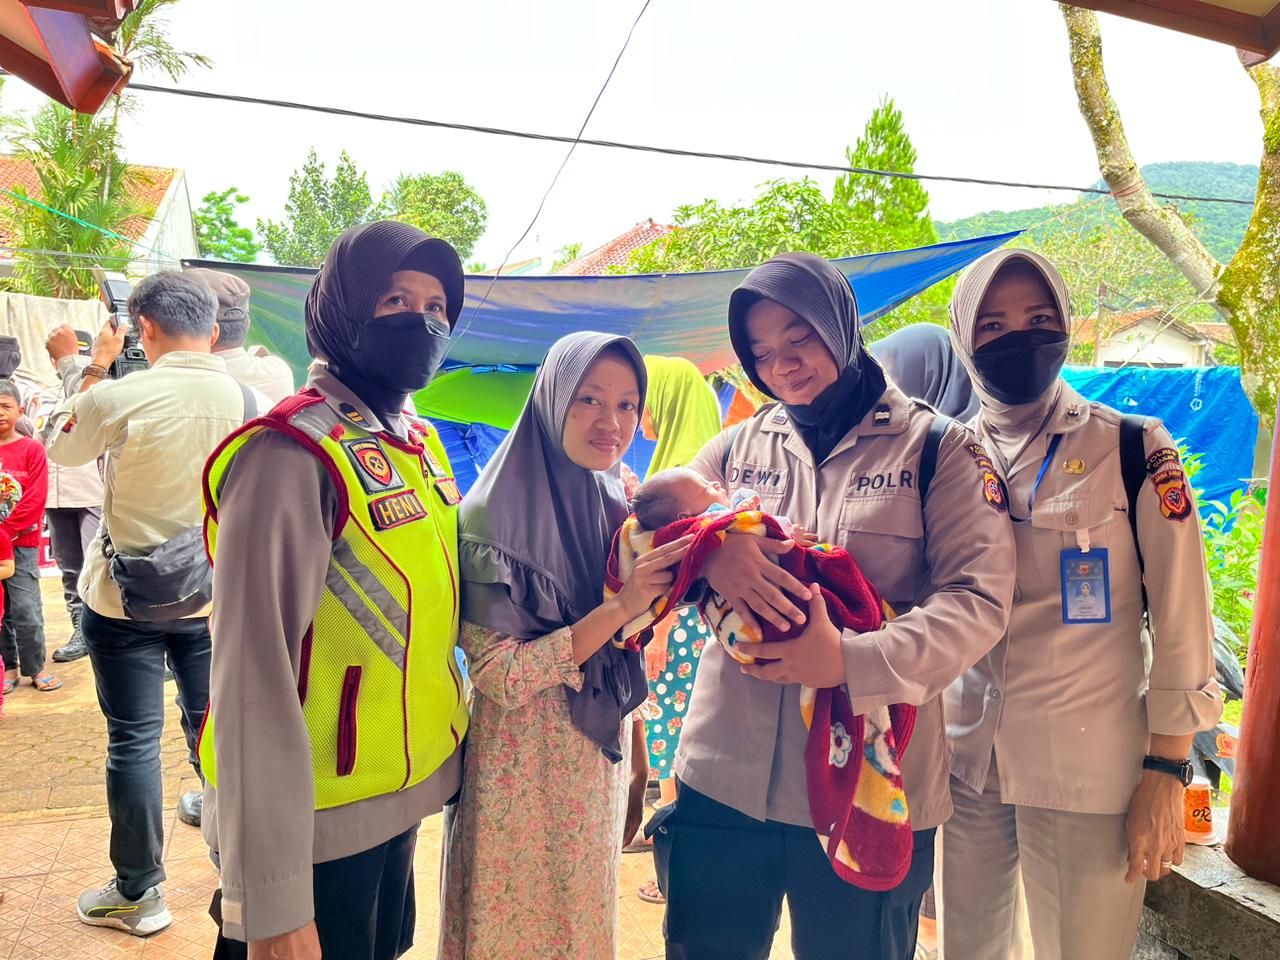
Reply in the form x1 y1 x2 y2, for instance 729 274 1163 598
349 312 451 394
971 328 1069 405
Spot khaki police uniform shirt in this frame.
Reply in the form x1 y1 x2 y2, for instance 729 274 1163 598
677 382 1017 830
946 384 1222 815
217 345 296 405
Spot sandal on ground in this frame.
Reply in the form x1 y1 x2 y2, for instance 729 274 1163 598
637 879 666 904
32 674 62 692
622 832 653 854
2 675 16 695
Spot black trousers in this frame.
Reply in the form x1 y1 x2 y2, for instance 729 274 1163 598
82 607 210 899
212 826 418 960
658 785 934 960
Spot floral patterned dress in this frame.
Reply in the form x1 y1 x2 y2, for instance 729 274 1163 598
644 606 709 780
439 621 632 960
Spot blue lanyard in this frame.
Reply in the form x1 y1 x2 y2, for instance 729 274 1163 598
1012 433 1062 523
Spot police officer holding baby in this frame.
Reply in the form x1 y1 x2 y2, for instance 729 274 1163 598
658 253 1017 960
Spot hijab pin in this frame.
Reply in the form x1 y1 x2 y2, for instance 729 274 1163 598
1063 459 1086 475
873 404 892 426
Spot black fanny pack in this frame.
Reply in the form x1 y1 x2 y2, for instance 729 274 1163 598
103 525 213 622
101 378 258 622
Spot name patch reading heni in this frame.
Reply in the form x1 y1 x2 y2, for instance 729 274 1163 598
369 489 427 530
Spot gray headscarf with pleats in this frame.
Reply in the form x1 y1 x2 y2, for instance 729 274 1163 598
948 248 1074 461
870 323 981 421
459 331 648 761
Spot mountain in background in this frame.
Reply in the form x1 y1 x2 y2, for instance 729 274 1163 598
936 161 1257 262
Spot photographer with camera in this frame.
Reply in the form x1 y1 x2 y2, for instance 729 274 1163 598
44 271 267 938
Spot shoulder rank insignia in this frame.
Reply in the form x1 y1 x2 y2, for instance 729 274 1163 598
1145 447 1191 522
341 437 404 495
338 402 368 427
873 404 892 426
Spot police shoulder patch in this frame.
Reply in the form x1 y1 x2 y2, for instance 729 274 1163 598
965 441 1007 513
1145 446 1191 522
341 437 404 495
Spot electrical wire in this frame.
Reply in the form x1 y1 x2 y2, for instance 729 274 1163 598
0 245 178 266
120 81 1257 208
447 0 654 351
0 187 176 258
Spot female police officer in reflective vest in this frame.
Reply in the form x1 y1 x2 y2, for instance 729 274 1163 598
200 222 469 960
659 252 1017 960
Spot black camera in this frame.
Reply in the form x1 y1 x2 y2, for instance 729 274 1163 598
93 269 149 378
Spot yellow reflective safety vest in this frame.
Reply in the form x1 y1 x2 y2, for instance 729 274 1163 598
199 391 468 810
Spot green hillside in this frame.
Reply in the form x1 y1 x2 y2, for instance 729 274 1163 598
936 161 1258 262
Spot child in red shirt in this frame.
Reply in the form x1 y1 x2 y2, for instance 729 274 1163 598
0 471 24 712
0 381 54 694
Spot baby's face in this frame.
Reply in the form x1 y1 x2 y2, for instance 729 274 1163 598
672 471 730 518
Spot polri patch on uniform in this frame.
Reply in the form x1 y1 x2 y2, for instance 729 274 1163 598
338 402 368 426
369 489 427 530
965 441 1007 512
341 437 405 495
1145 447 1191 522
433 476 463 506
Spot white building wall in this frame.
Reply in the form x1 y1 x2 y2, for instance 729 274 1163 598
1098 319 1208 368
132 170 199 274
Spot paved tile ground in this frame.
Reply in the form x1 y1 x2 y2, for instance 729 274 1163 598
0 581 798 959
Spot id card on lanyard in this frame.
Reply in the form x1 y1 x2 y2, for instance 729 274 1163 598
1013 434 1112 624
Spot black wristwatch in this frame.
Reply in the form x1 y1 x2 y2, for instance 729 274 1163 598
1143 755 1194 786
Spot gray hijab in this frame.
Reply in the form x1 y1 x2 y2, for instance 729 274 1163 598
459 331 648 762
948 248 1074 461
870 323 980 421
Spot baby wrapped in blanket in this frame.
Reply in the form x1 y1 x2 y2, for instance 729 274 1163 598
606 467 917 890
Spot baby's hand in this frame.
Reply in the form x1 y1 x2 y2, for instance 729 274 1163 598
793 526 820 548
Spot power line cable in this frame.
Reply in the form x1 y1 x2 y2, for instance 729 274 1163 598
0 187 176 258
119 81 1256 208
0 245 178 266
447 0 654 351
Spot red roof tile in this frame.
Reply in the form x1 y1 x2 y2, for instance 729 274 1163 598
1193 322 1235 345
553 218 675 276
0 155 175 247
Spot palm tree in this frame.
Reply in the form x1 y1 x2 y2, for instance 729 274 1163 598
112 0 212 84
0 104 146 298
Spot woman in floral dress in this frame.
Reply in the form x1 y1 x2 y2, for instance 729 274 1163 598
439 332 691 960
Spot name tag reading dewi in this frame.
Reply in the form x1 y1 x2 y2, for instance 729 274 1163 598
726 462 788 492
370 489 428 530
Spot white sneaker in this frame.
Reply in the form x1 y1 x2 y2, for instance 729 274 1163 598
76 878 173 936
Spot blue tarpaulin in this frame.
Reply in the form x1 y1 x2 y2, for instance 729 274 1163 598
1062 365 1258 507
189 230 1023 381
443 231 1023 372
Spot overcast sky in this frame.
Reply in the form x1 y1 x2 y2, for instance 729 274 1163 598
1 0 1265 267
